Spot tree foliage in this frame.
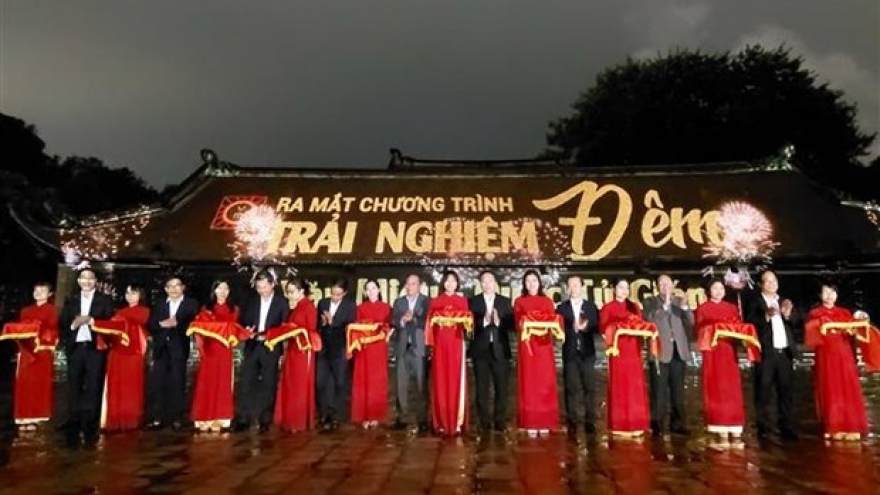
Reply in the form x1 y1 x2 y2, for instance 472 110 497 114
546 46 877 198
0 113 161 288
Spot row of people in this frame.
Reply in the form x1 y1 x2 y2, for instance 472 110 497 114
1 268 875 447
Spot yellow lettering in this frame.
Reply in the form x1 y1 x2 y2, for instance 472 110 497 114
500 220 539 254
533 181 632 261
375 221 405 253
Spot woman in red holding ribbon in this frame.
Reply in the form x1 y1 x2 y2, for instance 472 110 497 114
103 284 150 431
272 277 321 432
599 278 652 438
426 271 473 435
349 279 391 429
0 281 58 429
695 279 760 441
189 280 240 432
514 269 562 438
805 282 869 441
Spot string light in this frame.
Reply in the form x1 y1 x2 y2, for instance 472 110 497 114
59 206 155 265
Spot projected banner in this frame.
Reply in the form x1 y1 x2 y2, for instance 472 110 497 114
59 169 877 265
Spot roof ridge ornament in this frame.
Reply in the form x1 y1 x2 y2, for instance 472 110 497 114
842 199 880 233
201 148 239 177
758 144 796 172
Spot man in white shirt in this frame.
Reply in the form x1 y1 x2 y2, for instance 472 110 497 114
557 276 600 436
58 268 114 448
468 270 514 433
146 276 199 431
745 269 800 441
233 270 288 434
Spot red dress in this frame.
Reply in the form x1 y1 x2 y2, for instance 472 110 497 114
695 301 745 432
350 300 391 424
2 303 58 424
274 300 320 431
514 294 560 431
600 299 649 434
426 293 472 434
806 305 868 436
103 304 149 430
190 303 239 427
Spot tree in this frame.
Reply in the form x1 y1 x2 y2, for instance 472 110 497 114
0 113 162 295
545 46 878 199
54 156 158 216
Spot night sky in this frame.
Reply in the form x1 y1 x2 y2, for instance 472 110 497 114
3 1 877 187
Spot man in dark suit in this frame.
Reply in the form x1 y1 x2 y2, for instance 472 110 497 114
146 276 199 431
315 278 357 431
233 269 288 433
744 269 800 441
643 274 694 436
58 267 115 448
468 270 514 433
556 275 600 435
390 273 431 433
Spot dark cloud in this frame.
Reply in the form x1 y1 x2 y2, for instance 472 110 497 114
3 1 877 187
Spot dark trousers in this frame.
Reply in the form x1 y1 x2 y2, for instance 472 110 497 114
649 348 687 432
395 348 428 423
66 343 106 441
563 354 596 427
236 343 281 426
473 353 510 428
754 349 795 434
316 352 348 423
148 345 188 424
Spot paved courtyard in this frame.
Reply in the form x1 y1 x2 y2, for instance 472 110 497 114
1 348 878 494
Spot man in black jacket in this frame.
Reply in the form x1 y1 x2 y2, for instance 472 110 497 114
744 269 800 441
556 275 600 435
233 270 288 433
146 276 199 431
58 268 115 448
468 270 514 433
315 278 357 431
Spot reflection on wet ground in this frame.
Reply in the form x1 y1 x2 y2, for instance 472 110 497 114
1 352 878 494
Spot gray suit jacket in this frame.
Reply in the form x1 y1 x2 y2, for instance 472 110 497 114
643 295 694 363
391 294 430 357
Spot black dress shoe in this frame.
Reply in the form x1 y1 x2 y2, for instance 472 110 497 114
330 420 340 431
780 429 799 442
493 423 507 433
417 422 429 434
64 432 82 450
83 436 99 450
231 422 251 433
584 423 597 435
145 421 167 431
652 428 665 438
390 420 408 431
171 421 185 432
55 420 75 432
258 424 270 434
